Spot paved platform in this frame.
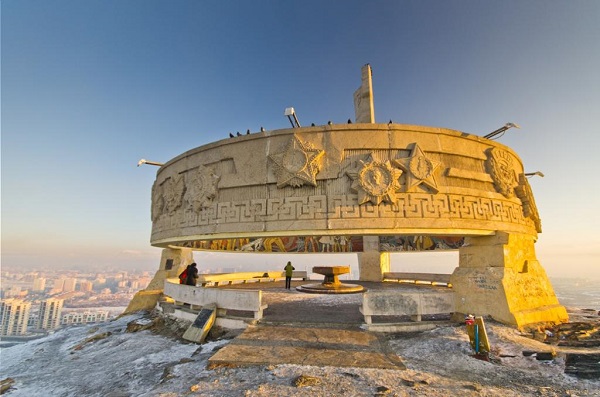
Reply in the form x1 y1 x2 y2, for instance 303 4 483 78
208 324 406 370
219 280 453 325
206 281 452 369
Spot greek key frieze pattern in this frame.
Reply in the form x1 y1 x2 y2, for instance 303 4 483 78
154 193 530 232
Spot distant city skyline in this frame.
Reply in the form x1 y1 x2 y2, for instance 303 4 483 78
0 266 150 336
2 1 599 278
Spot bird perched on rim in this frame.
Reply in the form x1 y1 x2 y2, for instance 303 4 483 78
388 120 393 125
260 126 265 132
236 132 242 136
246 129 250 134
229 133 234 138
347 119 352 124
327 121 332 125
311 123 315 127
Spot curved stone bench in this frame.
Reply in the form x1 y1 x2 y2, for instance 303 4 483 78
163 279 268 321
383 272 452 286
197 271 308 287
360 289 456 325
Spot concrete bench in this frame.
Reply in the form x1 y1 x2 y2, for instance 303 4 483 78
360 290 455 324
164 279 268 320
197 271 308 287
383 272 452 286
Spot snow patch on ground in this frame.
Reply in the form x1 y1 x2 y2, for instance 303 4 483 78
2 313 599 397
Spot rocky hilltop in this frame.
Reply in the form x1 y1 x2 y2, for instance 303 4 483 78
1 306 598 397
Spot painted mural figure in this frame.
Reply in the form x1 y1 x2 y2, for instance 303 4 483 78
320 236 334 252
263 238 286 252
304 236 319 252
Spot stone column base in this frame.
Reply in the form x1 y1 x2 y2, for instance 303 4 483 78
451 232 568 329
123 247 194 315
123 289 164 315
358 237 390 281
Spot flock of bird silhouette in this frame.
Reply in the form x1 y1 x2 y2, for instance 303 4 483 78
228 119 395 138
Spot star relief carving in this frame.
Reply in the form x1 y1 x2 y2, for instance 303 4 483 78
269 134 324 188
163 175 186 214
394 143 440 193
185 165 220 214
346 156 403 205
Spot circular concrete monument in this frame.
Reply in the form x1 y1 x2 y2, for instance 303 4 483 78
129 65 568 329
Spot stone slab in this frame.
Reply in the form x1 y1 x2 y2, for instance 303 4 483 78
183 303 216 343
208 325 405 370
364 321 447 333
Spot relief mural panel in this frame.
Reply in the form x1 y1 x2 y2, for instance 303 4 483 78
151 126 538 246
175 235 363 253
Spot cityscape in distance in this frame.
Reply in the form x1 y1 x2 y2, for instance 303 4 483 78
0 258 262 341
0 265 150 340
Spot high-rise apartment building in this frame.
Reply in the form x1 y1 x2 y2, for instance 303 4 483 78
50 278 66 295
61 311 109 325
36 298 64 330
79 280 93 292
0 299 32 336
33 277 46 292
62 278 77 292
23 274 36 282
5 286 22 298
137 277 152 289
27 311 39 328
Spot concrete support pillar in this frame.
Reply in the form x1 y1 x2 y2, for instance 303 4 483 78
450 232 568 329
123 247 194 315
145 247 194 290
358 236 389 281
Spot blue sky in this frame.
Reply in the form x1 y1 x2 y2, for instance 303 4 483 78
2 1 599 277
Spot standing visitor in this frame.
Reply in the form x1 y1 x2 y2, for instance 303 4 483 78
186 263 199 286
284 261 295 290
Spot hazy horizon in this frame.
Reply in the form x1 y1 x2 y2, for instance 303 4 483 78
3 250 599 281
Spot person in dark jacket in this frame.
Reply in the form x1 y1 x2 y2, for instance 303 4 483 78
186 263 199 286
284 261 295 289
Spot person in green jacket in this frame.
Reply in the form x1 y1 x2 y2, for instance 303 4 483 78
284 261 295 289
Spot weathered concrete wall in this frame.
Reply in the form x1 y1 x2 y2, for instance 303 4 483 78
361 289 455 323
150 124 539 247
163 279 264 313
451 233 568 328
